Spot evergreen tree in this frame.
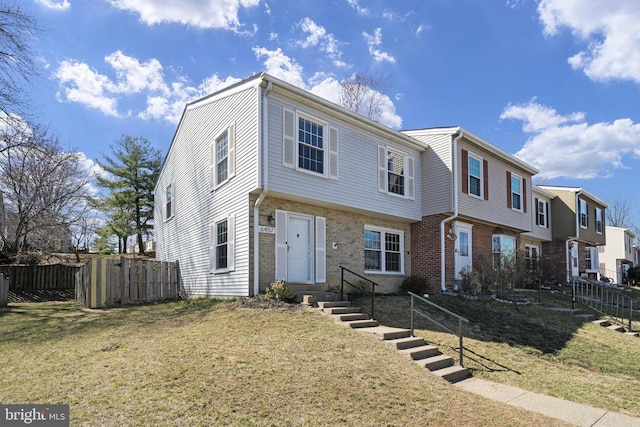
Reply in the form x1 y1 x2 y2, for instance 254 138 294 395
97 135 161 256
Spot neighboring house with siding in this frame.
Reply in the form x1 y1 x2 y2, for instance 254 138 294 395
599 226 635 284
402 127 538 292
538 186 608 281
154 73 424 298
521 186 556 272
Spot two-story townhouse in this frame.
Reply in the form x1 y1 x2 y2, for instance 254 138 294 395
599 226 635 284
521 186 556 271
154 73 424 298
538 186 608 281
403 127 538 292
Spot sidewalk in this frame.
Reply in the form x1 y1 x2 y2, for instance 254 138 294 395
455 377 640 427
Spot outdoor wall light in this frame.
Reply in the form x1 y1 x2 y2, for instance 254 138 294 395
267 214 275 225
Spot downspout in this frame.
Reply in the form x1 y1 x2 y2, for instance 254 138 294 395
440 130 464 291
565 189 583 282
253 80 272 296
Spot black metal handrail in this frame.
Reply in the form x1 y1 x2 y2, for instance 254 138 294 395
408 292 469 367
339 266 378 319
571 277 638 331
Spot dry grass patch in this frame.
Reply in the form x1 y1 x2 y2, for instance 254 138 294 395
0 299 569 426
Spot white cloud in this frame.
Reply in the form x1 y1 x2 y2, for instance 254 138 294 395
346 0 368 15
502 100 640 179
35 0 71 10
537 0 640 83
363 28 396 63
54 51 240 124
296 18 347 68
253 47 402 128
108 0 260 31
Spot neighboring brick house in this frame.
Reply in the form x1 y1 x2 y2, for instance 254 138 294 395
538 186 608 281
403 127 538 292
599 226 635 284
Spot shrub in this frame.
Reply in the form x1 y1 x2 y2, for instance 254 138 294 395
265 280 296 302
401 276 429 295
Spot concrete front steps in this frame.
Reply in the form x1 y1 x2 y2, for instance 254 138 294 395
549 307 639 337
316 300 470 383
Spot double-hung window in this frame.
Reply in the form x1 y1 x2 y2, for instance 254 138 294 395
536 198 548 227
210 215 235 273
468 154 482 197
579 199 588 228
525 244 539 271
298 116 324 174
511 174 522 211
585 247 598 271
595 207 603 234
165 184 173 219
210 124 235 189
492 235 516 268
364 226 404 274
387 149 405 196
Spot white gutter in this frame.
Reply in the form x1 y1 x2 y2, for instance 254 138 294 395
440 130 464 291
252 81 272 296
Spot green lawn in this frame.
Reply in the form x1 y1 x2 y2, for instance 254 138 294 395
350 291 640 418
0 299 570 426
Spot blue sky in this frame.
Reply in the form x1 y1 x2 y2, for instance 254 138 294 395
22 0 640 222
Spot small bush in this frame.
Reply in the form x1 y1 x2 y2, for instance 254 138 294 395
401 276 429 295
265 280 296 302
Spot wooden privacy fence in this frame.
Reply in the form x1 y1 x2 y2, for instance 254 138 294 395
75 257 179 309
0 273 7 307
0 264 77 291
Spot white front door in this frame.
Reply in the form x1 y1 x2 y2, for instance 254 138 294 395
286 214 314 283
570 243 579 278
455 223 473 279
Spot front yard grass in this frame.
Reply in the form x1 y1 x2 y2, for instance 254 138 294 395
350 291 640 418
0 299 569 426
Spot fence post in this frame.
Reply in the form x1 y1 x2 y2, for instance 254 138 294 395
0 273 7 307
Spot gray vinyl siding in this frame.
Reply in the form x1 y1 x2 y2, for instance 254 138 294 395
456 141 533 232
154 85 259 297
265 91 422 222
523 190 553 242
403 132 453 216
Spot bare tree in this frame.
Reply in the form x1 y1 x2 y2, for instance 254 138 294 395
339 70 392 122
606 197 634 228
0 122 94 257
0 2 40 118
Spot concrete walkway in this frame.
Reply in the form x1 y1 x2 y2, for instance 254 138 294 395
455 377 640 426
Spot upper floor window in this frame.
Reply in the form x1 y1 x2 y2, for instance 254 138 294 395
377 146 414 199
298 116 324 174
210 124 235 189
595 207 603 234
468 154 482 197
165 184 173 219
364 226 404 274
492 235 515 268
536 198 548 228
579 199 588 228
511 174 522 211
282 108 338 179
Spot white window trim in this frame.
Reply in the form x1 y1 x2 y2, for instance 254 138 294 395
492 234 516 268
595 207 603 234
296 111 328 178
210 123 235 191
364 225 405 275
467 151 483 199
537 199 548 228
164 182 174 221
585 246 598 272
378 145 415 200
210 214 235 274
510 173 523 212
579 199 588 229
